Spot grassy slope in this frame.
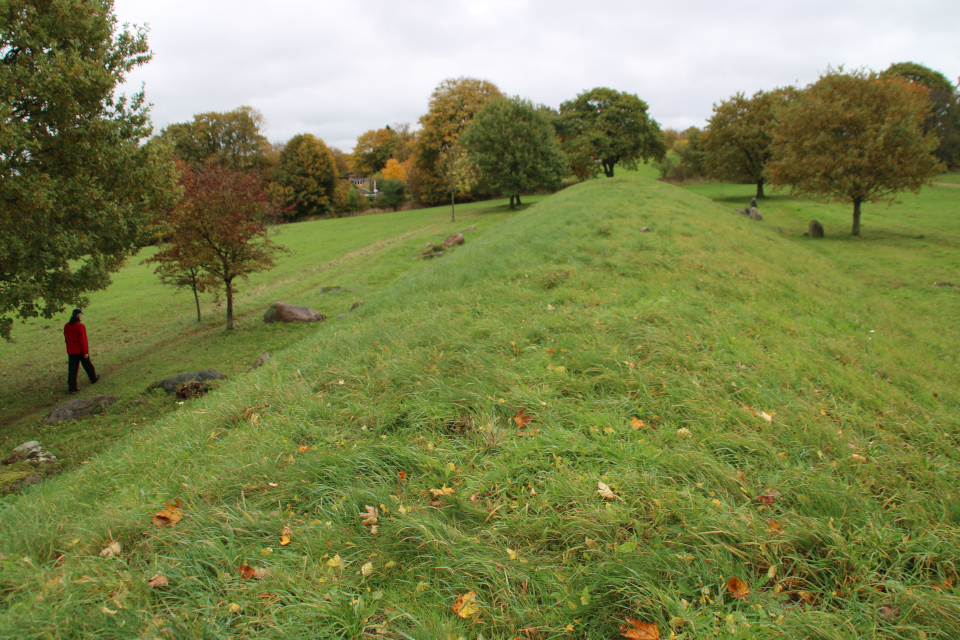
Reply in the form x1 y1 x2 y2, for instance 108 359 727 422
0 198 531 465
1 178 959 639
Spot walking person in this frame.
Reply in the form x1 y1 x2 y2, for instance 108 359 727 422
64 309 100 393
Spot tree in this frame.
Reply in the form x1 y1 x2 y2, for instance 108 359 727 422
329 147 351 176
377 179 407 211
437 142 478 222
883 62 960 169
144 209 217 323
555 87 666 178
381 158 408 183
462 96 568 209
412 77 503 205
158 164 284 330
0 0 180 340
158 106 270 173
767 68 941 236
350 127 398 176
701 88 796 198
272 133 338 221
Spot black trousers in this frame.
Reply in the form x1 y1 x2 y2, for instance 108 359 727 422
67 354 97 392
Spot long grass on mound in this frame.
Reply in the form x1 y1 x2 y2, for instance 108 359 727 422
1 177 958 639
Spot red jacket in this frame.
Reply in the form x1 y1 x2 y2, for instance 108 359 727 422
64 321 89 355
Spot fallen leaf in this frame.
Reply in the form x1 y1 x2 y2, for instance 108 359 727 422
100 541 121 558
597 481 622 501
326 554 343 568
758 489 782 506
513 408 533 429
268 482 279 488
630 418 645 430
146 574 168 589
879 605 899 620
507 548 518 561
280 524 292 546
766 519 782 531
370 525 379 535
620 617 659 639
453 591 479 618
152 502 183 527
298 446 310 453
429 486 456 498
760 412 773 423
398 471 407 482
238 564 266 580
850 454 867 463
361 562 373 577
797 590 815 603
676 427 692 437
726 576 750 600
360 506 379 526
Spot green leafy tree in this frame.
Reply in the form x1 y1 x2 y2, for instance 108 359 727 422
157 164 284 330
462 96 568 210
0 0 180 340
377 179 407 211
700 88 796 198
159 106 270 173
767 68 941 236
273 133 338 221
144 214 217 323
555 87 666 178
883 62 960 169
437 141 477 222
412 77 503 205
350 127 399 176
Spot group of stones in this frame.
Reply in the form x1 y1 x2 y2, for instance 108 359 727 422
735 197 825 238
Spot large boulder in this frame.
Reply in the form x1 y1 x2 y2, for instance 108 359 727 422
442 233 465 247
147 370 225 394
2 441 59 494
43 395 116 424
808 220 825 238
263 302 324 324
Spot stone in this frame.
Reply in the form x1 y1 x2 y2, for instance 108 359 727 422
749 197 758 208
442 233 464 247
934 282 956 287
420 243 444 259
250 352 272 370
349 301 364 312
2 441 41 465
640 227 652 232
147 370 225 394
319 286 342 294
748 207 763 221
263 302 324 324
43 395 117 424
460 225 476 233
808 220 825 238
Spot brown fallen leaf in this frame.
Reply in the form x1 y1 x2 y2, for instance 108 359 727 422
758 489 782 506
100 541 121 558
879 605 899 620
620 617 659 639
360 506 379 527
597 481 622 501
513 408 532 429
727 576 750 600
146 573 168 589
152 502 183 527
452 591 479 618
238 564 266 580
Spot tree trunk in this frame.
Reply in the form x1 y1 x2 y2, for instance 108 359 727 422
450 190 455 222
756 179 765 198
192 282 201 323
225 277 234 330
509 195 516 210
602 161 615 177
851 199 862 236
515 195 522 206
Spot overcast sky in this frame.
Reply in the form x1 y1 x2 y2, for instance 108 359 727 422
113 0 960 152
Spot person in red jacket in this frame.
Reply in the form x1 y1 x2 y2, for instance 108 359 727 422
64 309 100 393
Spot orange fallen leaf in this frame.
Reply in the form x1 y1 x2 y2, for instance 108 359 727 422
620 617 659 639
398 471 407 482
238 564 266 580
429 486 456 498
298 446 310 453
146 573 168 589
280 525 292 546
766 519 782 531
152 503 183 527
513 408 532 429
630 418 645 430
452 591 479 618
726 576 750 600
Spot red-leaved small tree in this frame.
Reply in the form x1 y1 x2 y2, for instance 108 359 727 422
151 164 285 329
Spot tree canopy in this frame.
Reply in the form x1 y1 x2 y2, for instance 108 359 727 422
555 87 666 178
701 88 795 197
412 77 503 205
350 127 398 176
157 164 284 330
883 62 960 169
462 96 568 209
158 106 271 173
0 0 179 339
273 133 338 221
767 69 941 236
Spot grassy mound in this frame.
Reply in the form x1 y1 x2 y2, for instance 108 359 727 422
1 177 958 639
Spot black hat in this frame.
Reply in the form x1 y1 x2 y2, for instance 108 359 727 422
72 309 82 316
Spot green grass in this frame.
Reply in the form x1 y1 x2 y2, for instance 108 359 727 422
1 177 959 639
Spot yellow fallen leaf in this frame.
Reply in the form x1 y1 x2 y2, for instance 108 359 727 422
326 555 343 568
597 481 622 501
228 603 242 614
429 486 456 497
507 548 518 561
280 525 292 546
711 499 723 507
453 591 479 618
630 418 645 430
761 412 773 423
361 562 373 577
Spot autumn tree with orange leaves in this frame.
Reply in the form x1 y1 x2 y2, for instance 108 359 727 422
150 164 285 329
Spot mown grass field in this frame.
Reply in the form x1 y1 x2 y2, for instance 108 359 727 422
1 175 959 639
